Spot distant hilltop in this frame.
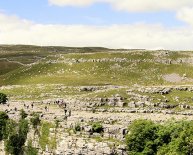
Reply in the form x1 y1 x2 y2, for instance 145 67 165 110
0 44 149 52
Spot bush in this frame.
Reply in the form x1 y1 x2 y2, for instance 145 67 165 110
3 119 16 140
25 139 38 155
0 112 9 140
18 119 29 139
20 109 28 119
74 123 81 132
92 122 103 133
126 119 160 154
39 122 56 150
0 93 8 104
30 113 41 129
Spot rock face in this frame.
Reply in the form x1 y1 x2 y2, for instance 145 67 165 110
80 86 100 92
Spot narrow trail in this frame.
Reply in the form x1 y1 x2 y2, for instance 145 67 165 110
0 58 25 66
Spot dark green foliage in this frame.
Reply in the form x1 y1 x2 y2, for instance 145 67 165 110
30 113 41 129
18 119 29 138
6 133 26 155
0 112 9 140
156 121 193 155
0 111 34 155
126 119 193 155
20 109 28 119
3 119 17 140
0 93 8 104
74 123 81 132
92 122 103 133
126 119 159 155
6 113 29 155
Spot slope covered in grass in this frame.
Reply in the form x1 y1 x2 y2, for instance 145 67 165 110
1 45 193 87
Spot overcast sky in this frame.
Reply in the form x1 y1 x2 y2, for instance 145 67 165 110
1 0 193 50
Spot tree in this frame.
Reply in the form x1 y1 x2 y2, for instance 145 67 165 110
125 119 160 155
6 133 26 155
157 120 193 155
6 119 29 155
125 119 193 155
0 93 8 104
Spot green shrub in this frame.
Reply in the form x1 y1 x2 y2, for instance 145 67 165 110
92 122 103 133
0 93 8 104
39 122 55 150
74 123 81 132
30 113 41 129
126 119 160 154
20 109 28 119
3 119 16 140
25 139 38 155
18 119 29 139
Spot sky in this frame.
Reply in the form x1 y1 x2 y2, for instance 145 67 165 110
0 0 193 50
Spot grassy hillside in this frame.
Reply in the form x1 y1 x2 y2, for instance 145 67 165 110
0 45 193 86
1 49 193 86
1 45 193 102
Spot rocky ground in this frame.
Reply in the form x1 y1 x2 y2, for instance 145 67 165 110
2 48 193 154
2 85 193 154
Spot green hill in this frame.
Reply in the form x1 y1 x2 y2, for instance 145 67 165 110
0 46 193 86
1 45 193 101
